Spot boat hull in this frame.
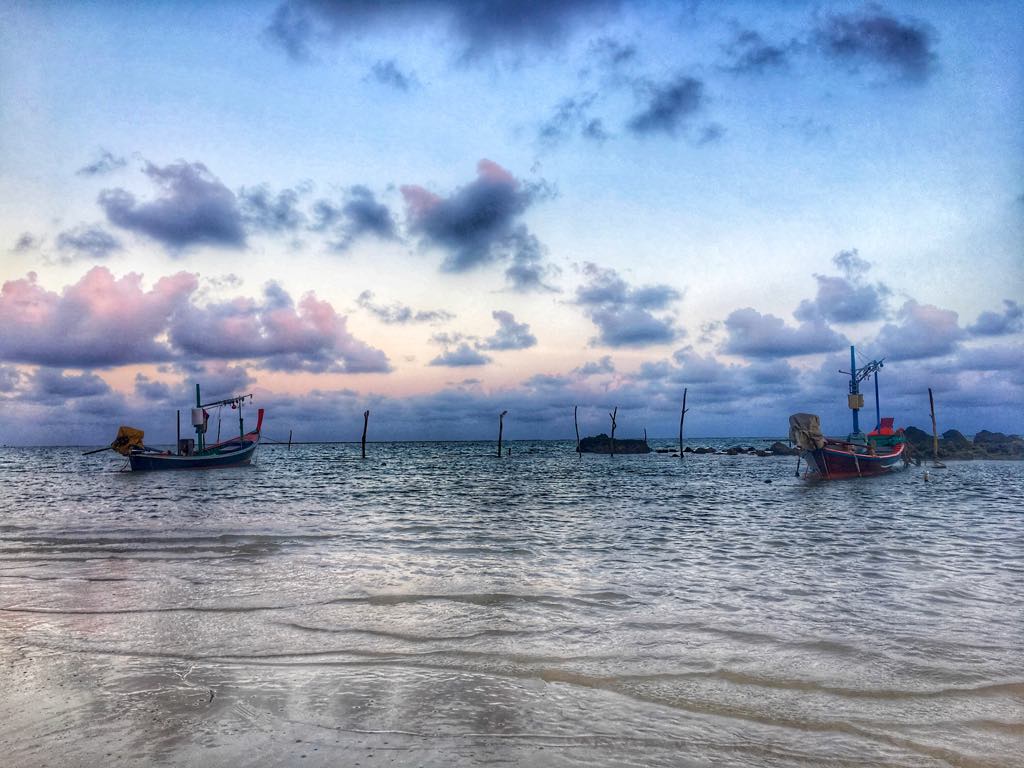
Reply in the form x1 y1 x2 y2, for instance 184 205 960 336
804 442 904 479
129 439 258 471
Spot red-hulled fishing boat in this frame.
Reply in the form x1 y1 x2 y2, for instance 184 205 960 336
790 346 907 480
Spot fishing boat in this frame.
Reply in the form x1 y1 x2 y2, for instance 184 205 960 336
790 346 906 480
90 385 263 471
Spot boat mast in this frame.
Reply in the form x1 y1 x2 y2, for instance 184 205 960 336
195 383 203 452
840 346 885 437
849 346 861 435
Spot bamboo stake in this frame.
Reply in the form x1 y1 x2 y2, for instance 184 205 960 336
609 406 617 457
361 410 369 459
574 405 581 454
928 388 946 468
497 410 508 457
678 388 688 459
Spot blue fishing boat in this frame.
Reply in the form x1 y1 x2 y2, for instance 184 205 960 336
790 346 907 480
89 385 264 471
129 385 263 471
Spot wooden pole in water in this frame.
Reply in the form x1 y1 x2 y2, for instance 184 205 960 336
574 405 581 454
609 406 617 456
497 410 508 457
679 388 688 459
928 388 945 467
361 410 369 459
287 429 292 450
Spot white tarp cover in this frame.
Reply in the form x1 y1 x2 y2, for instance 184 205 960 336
789 413 825 451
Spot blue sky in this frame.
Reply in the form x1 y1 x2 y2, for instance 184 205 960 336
1 0 1021 444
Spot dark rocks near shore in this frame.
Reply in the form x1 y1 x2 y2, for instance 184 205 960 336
904 426 1024 460
578 434 652 454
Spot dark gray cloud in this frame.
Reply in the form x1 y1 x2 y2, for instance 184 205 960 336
134 373 172 401
333 186 399 250
722 29 792 74
814 5 937 82
627 75 705 136
356 290 454 324
872 299 964 360
575 263 681 347
169 281 391 373
574 355 615 376
480 310 537 351
429 342 492 367
369 59 415 91
402 160 555 291
76 149 127 177
55 225 122 261
265 0 623 63
794 249 890 323
721 307 848 358
588 36 636 69
11 232 40 253
28 368 111 399
968 300 1023 336
99 161 246 250
239 185 306 233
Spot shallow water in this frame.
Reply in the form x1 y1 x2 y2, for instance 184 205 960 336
1 441 1022 766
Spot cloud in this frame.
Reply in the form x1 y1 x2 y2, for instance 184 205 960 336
538 93 607 146
968 300 1023 336
574 355 615 376
721 307 848 358
814 5 937 83
76 149 127 177
480 310 537 351
627 75 705 136
239 185 306 233
402 160 555 290
356 290 453 324
873 299 964 360
0 268 389 373
27 368 112 399
429 343 492 367
575 263 681 347
99 160 246 250
169 281 391 373
55 225 122 261
722 30 792 74
328 186 399 251
134 373 172 401
10 233 41 253
0 365 21 392
369 59 415 91
794 249 890 323
0 268 197 367
265 0 623 63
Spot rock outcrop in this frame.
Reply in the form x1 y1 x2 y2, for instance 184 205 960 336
578 434 652 454
904 426 1023 460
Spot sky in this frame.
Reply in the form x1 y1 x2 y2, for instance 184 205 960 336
1 0 1022 445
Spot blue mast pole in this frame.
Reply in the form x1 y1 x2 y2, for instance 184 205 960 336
849 345 860 435
874 369 881 431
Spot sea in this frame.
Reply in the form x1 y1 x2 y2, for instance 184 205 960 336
1 440 1021 767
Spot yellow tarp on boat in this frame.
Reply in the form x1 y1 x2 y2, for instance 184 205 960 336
110 426 144 456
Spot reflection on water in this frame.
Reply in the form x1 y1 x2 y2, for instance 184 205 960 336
1 441 1022 766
